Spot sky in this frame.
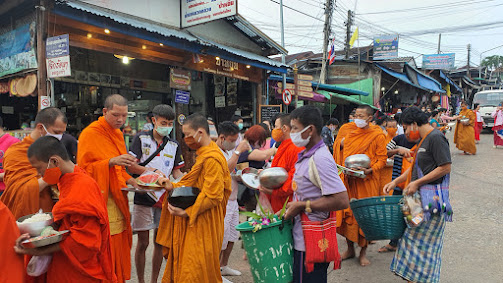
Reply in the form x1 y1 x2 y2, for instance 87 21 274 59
238 0 503 68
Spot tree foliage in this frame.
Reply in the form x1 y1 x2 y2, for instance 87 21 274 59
481 55 503 70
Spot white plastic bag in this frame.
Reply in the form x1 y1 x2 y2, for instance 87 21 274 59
27 255 52 277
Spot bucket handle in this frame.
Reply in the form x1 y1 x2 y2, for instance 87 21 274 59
279 216 285 231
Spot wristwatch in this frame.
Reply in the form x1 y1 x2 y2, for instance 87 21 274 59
305 200 312 213
234 150 241 156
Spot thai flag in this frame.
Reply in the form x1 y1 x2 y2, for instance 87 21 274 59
328 38 336 65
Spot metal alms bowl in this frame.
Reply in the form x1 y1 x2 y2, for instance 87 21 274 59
258 167 288 190
460 118 470 125
345 154 371 169
17 212 54 237
168 186 200 209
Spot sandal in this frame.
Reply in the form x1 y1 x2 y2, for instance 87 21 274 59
378 245 397 253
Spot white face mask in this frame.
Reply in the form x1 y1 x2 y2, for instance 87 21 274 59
291 125 311 148
222 139 236 151
42 124 63 141
354 119 368 128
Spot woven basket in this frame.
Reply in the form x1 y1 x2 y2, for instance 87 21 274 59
349 196 406 241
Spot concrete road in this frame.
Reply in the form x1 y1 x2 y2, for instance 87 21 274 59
128 131 503 282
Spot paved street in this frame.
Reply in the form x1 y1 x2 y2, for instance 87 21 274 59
129 131 503 283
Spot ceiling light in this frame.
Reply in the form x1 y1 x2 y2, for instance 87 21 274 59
215 56 220 60
142 45 147 50
381 87 385 91
87 33 92 39
122 56 130 64
104 29 110 34
246 65 251 69
394 90 399 94
114 54 135 64
159 43 164 46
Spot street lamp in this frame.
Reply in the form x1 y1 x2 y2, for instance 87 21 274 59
479 43 503 78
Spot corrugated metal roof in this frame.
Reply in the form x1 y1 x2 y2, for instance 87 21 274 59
268 75 369 96
60 1 288 72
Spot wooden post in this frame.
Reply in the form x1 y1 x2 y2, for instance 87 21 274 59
293 64 298 109
36 0 48 110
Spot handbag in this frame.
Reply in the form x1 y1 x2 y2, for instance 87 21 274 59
299 155 341 273
27 255 52 277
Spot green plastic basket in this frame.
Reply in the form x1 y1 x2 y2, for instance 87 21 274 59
349 195 406 241
236 219 293 283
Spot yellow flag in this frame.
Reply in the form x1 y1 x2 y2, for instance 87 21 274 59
349 27 359 48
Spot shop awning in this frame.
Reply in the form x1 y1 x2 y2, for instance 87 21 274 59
316 90 378 109
53 1 288 73
268 75 369 96
439 70 463 93
376 63 446 93
404 64 446 94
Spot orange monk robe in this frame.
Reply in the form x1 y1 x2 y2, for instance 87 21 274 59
77 117 132 283
0 135 53 219
335 126 387 247
333 122 358 165
267 138 303 212
0 200 25 283
379 131 395 195
157 142 231 283
454 109 477 154
47 166 115 282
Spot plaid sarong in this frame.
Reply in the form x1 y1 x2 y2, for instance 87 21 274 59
390 215 446 283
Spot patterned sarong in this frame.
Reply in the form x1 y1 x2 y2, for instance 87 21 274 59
390 215 446 283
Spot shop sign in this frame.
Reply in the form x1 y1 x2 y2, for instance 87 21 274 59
170 69 191 91
40 96 51 109
216 58 239 72
422 53 455 70
46 56 71 78
182 0 237 28
215 96 226 108
175 90 190 104
373 35 399 60
0 22 38 78
46 34 71 78
259 105 282 123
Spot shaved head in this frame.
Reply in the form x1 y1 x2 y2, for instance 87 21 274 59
104 94 128 110
35 107 67 126
275 113 291 128
356 105 374 116
185 113 209 134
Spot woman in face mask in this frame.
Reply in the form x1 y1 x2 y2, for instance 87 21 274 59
383 106 452 283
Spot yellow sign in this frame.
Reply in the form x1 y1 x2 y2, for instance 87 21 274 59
298 74 313 81
298 91 314 98
298 86 312 92
298 80 312 87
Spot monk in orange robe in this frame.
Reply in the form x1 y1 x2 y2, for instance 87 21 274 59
261 113 303 212
454 101 477 155
0 199 25 282
15 136 115 282
1 107 67 219
333 121 358 165
335 105 387 266
379 118 398 194
157 113 231 283
77 94 140 283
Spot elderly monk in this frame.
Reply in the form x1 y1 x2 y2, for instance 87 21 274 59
260 113 303 212
157 113 231 283
14 136 115 282
454 101 477 155
78 94 139 283
0 199 25 282
335 105 387 266
1 107 67 219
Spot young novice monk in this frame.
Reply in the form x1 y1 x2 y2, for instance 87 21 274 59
14 136 115 283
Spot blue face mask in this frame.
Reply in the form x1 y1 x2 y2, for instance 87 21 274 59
349 119 354 122
156 126 173 137
238 123 244 130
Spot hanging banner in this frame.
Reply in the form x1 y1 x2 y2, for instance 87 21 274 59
181 0 237 28
373 35 399 60
422 53 455 70
0 22 38 78
170 69 191 91
46 34 71 78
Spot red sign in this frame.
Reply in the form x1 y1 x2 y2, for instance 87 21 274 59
282 89 292 105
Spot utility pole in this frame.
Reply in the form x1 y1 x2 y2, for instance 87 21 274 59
467 44 471 78
280 0 286 110
437 33 441 54
36 0 48 110
345 10 353 60
320 0 334 84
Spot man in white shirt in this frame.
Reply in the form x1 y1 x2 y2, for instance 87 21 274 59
215 121 250 280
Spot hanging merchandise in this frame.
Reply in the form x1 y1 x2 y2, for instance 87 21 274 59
16 74 37 97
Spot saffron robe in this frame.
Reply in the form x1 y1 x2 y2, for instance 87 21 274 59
333 122 358 165
335 126 387 247
0 200 25 283
47 166 115 282
77 117 132 282
379 131 395 195
267 138 303 212
156 142 231 283
0 135 53 219
454 109 477 155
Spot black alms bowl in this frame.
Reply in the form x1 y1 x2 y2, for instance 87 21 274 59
168 187 200 209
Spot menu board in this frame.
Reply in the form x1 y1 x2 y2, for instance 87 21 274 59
259 105 282 123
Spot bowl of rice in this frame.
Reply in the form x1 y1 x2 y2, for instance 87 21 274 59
17 212 54 236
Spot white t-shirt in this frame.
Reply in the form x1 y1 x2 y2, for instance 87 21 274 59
476 111 483 122
220 148 239 201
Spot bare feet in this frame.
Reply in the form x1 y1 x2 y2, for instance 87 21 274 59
359 254 371 266
341 249 356 260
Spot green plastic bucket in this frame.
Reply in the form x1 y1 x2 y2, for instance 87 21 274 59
236 219 293 283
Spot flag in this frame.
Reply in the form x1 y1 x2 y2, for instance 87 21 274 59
328 38 336 65
349 27 359 48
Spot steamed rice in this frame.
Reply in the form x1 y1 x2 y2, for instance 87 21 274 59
21 213 51 223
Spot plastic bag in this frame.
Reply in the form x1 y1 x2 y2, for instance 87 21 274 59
27 255 52 277
401 193 424 227
136 170 162 185
256 192 274 215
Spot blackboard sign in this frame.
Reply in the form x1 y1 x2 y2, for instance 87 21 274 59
259 105 282 123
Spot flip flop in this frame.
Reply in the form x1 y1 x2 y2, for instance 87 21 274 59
378 245 397 253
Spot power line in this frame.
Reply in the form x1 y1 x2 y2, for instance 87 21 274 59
357 0 498 15
268 0 324 22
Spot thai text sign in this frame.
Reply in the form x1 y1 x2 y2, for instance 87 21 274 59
373 35 399 60
46 56 71 78
182 0 237 28
175 90 190 104
46 34 69 58
422 53 455 70
170 69 191 91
